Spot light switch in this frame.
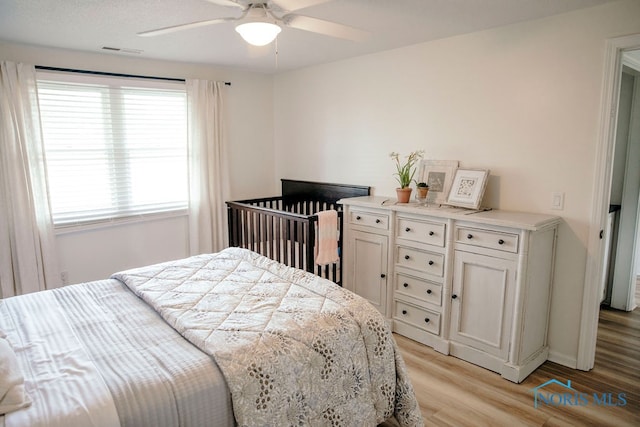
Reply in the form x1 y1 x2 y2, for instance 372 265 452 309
551 192 564 210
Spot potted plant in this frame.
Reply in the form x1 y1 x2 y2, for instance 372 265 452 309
390 150 424 203
416 182 429 199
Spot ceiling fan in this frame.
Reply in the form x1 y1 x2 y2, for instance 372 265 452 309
138 0 368 46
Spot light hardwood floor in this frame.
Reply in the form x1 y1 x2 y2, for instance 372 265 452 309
393 306 640 426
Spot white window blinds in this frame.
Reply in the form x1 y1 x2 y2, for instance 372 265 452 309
36 72 188 225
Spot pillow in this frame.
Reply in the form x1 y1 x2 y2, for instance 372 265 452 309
0 337 31 415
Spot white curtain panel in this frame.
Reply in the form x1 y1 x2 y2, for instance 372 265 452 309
0 61 59 298
186 80 229 255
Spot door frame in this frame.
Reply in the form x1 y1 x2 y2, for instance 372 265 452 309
577 33 640 370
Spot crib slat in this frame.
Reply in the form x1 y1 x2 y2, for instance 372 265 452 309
287 218 295 267
296 221 303 270
242 209 248 249
274 216 281 263
306 219 315 274
258 211 264 254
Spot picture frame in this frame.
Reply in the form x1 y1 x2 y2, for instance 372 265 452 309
446 168 490 210
416 160 459 205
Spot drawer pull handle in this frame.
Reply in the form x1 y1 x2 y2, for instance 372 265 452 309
498 239 505 245
402 310 407 315
403 283 409 288
429 231 434 236
426 289 432 294
404 255 410 260
428 260 434 266
405 227 411 232
356 216 361 220
376 219 381 224
380 273 386 278
452 294 458 299
467 234 473 239
424 318 430 323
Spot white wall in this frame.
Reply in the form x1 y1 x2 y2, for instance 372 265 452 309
55 214 189 284
0 42 276 283
273 0 640 366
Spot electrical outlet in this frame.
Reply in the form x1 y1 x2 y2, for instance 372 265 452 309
60 271 69 285
551 192 564 210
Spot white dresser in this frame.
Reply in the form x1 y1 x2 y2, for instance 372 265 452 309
340 196 559 383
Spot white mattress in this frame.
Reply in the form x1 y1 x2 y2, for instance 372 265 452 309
0 279 233 427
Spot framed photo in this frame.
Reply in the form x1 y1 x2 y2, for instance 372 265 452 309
446 168 490 210
416 160 459 205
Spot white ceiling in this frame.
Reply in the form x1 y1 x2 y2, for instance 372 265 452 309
0 0 619 74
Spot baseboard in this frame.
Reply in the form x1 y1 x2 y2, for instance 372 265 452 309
547 350 577 369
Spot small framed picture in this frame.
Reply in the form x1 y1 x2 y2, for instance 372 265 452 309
416 160 459 205
446 168 490 210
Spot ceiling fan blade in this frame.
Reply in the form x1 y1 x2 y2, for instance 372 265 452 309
272 0 333 12
284 15 368 41
138 18 236 37
203 0 245 8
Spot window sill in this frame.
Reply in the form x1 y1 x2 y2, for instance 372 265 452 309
54 209 188 235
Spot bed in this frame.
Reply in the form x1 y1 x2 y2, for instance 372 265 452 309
0 247 422 427
226 179 371 286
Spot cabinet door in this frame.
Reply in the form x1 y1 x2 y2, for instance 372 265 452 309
449 251 516 360
347 230 388 315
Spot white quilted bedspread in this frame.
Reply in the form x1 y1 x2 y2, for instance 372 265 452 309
112 247 422 427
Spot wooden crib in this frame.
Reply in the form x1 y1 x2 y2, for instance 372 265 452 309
226 180 370 285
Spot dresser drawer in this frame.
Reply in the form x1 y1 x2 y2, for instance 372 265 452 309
396 246 444 277
394 300 440 335
349 210 389 230
395 272 442 307
455 226 519 253
396 217 446 247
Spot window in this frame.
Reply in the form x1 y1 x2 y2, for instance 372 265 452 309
36 72 188 225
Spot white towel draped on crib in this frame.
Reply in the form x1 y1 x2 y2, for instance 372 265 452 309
314 210 339 265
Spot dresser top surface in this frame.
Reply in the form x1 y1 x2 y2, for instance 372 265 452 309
338 196 560 231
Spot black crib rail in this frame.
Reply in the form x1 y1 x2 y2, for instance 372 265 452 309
226 180 370 286
226 197 344 284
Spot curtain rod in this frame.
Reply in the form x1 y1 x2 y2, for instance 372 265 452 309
34 65 231 86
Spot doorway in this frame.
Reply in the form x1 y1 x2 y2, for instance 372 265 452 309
602 57 640 311
578 34 640 371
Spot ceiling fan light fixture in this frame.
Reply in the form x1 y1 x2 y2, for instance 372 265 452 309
235 21 281 46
